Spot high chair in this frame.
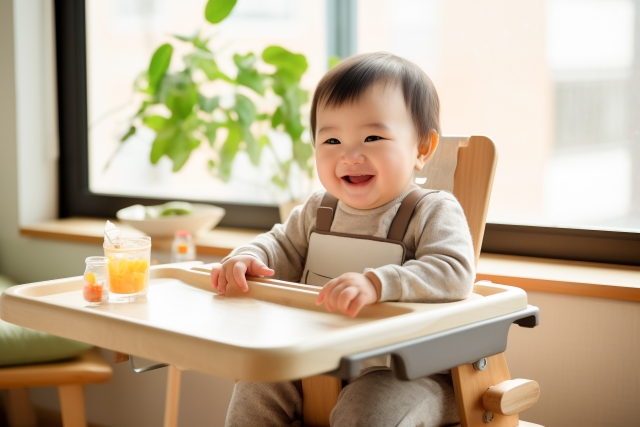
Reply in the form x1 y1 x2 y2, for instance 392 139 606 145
0 136 540 427
300 135 541 427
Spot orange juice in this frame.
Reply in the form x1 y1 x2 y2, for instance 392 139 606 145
104 236 151 299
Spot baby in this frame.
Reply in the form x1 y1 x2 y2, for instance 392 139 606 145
211 52 474 427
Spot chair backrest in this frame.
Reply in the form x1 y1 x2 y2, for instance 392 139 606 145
416 135 497 268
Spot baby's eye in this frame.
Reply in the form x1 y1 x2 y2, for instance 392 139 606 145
364 135 383 142
324 138 340 145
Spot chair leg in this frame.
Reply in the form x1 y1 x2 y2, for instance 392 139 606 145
163 365 181 427
58 384 86 427
2 388 37 427
301 375 342 427
452 353 518 427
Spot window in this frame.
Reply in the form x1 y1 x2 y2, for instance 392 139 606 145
57 0 640 264
355 0 640 264
86 0 325 207
58 0 329 229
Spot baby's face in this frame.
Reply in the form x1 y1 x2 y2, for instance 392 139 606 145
315 82 423 210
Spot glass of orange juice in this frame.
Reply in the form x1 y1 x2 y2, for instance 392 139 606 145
104 236 151 301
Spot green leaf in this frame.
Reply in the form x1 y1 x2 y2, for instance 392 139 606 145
262 46 308 81
218 121 242 181
258 134 269 148
148 44 173 94
271 107 283 128
328 55 342 69
120 126 136 142
165 77 198 119
271 175 287 189
205 0 237 24
234 94 257 124
205 121 221 146
185 54 233 82
293 141 314 173
274 86 308 141
237 69 265 95
134 101 151 117
198 94 220 113
167 132 200 172
285 120 304 141
234 53 265 94
233 53 257 70
294 86 309 105
239 123 261 166
150 125 178 164
198 57 219 80
181 113 202 132
142 116 168 131
174 32 197 42
193 36 213 53
150 138 167 164
271 159 291 189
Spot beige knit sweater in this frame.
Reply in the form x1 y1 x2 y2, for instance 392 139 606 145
224 185 475 303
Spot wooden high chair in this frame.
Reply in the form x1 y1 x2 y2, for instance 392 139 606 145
300 135 542 427
0 136 541 427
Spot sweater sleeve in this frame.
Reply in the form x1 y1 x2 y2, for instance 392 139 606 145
366 193 475 303
221 191 322 283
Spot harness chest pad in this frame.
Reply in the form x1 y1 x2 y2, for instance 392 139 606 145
301 189 434 287
302 232 405 287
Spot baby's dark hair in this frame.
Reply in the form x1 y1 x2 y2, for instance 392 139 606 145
310 52 440 146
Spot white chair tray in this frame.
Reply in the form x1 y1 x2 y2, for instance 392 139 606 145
0 264 528 381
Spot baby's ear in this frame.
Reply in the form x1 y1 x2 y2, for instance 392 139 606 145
414 131 439 170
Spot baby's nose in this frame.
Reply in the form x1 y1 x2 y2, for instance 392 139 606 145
341 146 365 163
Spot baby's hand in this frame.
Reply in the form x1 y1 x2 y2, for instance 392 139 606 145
316 272 380 317
210 255 274 295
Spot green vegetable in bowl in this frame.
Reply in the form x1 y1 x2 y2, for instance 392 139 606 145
159 201 194 217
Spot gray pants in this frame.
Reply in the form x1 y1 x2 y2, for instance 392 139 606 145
225 369 459 427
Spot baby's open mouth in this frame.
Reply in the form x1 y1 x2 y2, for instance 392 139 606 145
342 175 374 184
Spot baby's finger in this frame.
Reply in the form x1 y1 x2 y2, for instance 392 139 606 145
217 268 228 295
317 277 339 306
327 282 348 312
233 262 249 292
210 267 220 289
347 294 369 318
316 281 329 305
249 259 274 277
336 287 359 315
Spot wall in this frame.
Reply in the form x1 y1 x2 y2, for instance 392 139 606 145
507 291 640 426
1 1 639 426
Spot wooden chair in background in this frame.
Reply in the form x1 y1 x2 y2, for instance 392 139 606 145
0 349 112 427
301 135 542 427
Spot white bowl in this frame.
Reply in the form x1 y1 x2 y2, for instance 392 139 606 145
116 203 226 237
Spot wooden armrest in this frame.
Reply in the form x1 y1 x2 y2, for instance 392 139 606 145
0 349 112 389
483 378 540 416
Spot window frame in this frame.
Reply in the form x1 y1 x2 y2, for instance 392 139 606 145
56 0 640 266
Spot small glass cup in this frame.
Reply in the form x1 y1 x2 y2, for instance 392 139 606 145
104 236 151 301
83 256 109 305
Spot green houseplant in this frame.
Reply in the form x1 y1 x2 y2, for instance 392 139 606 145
119 0 314 203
